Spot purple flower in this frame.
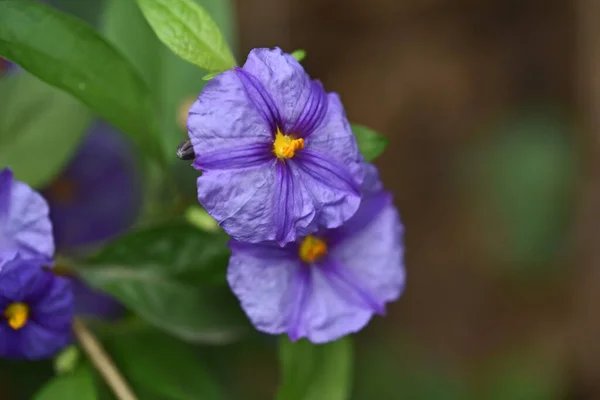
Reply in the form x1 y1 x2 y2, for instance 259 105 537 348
0 169 54 260
188 48 363 245
42 120 141 251
227 164 404 343
0 253 74 360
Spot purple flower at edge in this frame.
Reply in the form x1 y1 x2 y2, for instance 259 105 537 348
227 164 405 343
0 253 74 360
0 169 54 260
188 47 364 245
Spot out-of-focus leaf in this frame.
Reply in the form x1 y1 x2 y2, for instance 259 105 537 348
76 222 247 343
54 345 81 375
202 72 219 81
291 49 306 62
276 337 353 400
33 364 96 400
106 330 222 399
136 0 236 71
86 222 229 282
0 0 164 165
0 73 90 187
351 124 389 162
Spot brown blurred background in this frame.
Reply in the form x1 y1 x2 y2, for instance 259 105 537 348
234 0 600 398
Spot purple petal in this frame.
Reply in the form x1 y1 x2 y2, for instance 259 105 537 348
292 150 362 230
242 48 313 132
290 80 328 138
325 191 405 310
0 168 13 223
1 175 54 260
228 240 298 261
70 278 124 320
234 67 282 132
188 70 273 164
18 321 72 360
43 121 142 250
193 143 272 171
197 162 316 244
227 243 302 334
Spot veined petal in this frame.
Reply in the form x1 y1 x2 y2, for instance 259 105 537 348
193 143 272 171
234 67 282 132
242 48 312 131
290 80 328 138
227 244 303 334
188 70 273 163
293 150 362 229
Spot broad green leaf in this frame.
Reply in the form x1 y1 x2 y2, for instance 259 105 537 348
86 222 229 282
0 73 91 187
76 222 247 343
291 49 306 62
0 0 164 165
351 124 389 162
54 345 81 375
106 330 222 399
79 267 246 344
136 0 236 71
33 364 96 400
202 72 219 81
277 337 353 400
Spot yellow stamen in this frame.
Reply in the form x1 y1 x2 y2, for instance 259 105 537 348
4 302 29 330
299 235 327 263
273 129 304 159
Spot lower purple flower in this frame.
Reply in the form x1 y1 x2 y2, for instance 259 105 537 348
0 253 74 360
227 164 405 343
0 168 54 260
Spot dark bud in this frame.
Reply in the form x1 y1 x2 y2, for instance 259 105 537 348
176 139 195 160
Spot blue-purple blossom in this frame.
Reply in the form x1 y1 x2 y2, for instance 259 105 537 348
0 253 74 360
42 121 141 251
188 48 364 245
0 169 54 260
227 164 404 343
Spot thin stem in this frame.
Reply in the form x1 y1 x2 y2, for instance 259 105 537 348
72 318 138 400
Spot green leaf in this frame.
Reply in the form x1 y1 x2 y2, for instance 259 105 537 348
136 0 236 71
106 330 222 399
0 73 91 187
351 123 389 162
54 345 81 375
33 364 96 400
291 49 306 62
0 0 164 165
202 72 219 81
276 337 353 400
76 222 247 343
86 222 229 282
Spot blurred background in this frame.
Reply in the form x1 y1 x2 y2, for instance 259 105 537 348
2 0 599 398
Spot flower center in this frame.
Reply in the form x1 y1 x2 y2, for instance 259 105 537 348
299 235 327 263
4 302 29 330
273 129 304 159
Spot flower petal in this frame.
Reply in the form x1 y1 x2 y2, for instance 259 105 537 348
227 242 301 334
234 67 282 132
193 143 272 171
293 150 362 229
2 176 54 259
290 80 328 138
0 168 13 223
198 162 316 244
188 70 273 163
326 187 405 309
242 48 312 131
18 320 72 360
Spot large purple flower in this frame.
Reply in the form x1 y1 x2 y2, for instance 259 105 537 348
227 164 404 343
42 120 141 251
188 48 364 245
0 169 54 260
0 253 73 360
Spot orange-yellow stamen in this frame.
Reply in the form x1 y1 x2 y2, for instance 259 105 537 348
299 235 328 263
273 129 304 159
4 302 29 330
